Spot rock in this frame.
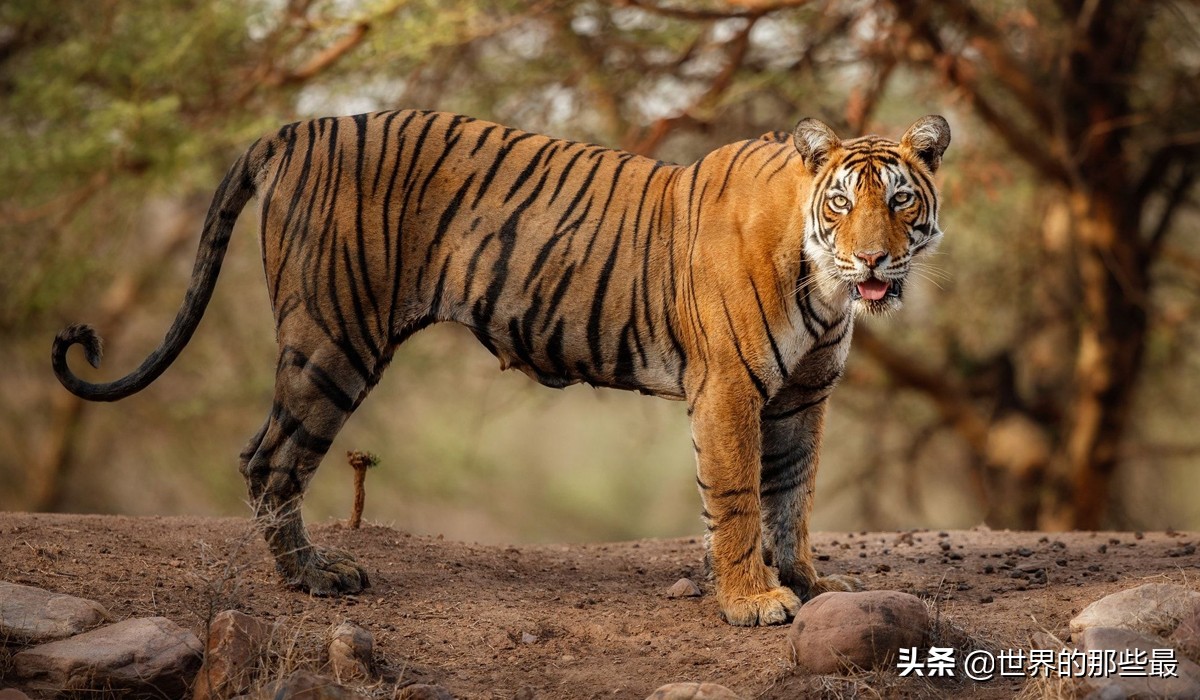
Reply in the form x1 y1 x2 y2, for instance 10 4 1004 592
193 610 274 700
394 683 456 699
328 620 374 682
0 689 32 700
787 591 929 674
13 616 202 697
0 581 110 643
1031 631 1066 650
1078 626 1200 699
1083 685 1129 700
259 670 355 699
646 682 742 699
666 578 703 598
1070 584 1200 638
1169 603 1200 664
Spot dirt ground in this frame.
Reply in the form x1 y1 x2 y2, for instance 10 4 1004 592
1 513 1197 699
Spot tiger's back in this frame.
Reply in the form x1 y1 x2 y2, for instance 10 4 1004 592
258 111 698 397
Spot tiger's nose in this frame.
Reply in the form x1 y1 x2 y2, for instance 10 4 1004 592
855 250 887 268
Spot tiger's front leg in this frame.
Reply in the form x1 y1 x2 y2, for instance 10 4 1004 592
760 384 862 600
692 379 801 626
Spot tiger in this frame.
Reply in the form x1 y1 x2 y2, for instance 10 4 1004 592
52 110 950 626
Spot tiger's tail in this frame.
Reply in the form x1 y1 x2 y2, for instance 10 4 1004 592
52 141 268 402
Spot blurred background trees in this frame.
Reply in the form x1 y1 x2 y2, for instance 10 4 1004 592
2 0 1197 541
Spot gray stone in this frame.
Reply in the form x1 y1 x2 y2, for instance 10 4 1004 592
193 610 274 700
1071 584 1200 638
1078 626 1200 699
0 581 110 643
787 590 929 674
328 620 373 682
646 682 742 699
1083 685 1128 700
13 616 202 697
666 578 703 598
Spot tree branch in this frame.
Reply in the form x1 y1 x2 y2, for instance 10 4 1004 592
1143 162 1198 265
854 325 991 455
619 0 811 21
623 15 759 155
276 22 370 85
890 0 1074 184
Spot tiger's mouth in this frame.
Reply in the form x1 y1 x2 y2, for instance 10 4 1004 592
851 276 901 300
854 278 893 301
849 276 902 313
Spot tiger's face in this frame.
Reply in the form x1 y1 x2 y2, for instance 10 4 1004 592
794 116 950 315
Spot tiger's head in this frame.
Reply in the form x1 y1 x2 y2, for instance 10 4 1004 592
792 116 951 316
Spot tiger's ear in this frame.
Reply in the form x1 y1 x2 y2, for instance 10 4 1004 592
792 118 841 174
901 115 951 173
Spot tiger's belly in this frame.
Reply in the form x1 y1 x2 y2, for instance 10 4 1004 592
462 319 687 400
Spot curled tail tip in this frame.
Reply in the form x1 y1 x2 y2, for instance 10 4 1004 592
54 323 104 368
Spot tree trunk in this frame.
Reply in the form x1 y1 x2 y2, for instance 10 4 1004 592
1052 190 1148 529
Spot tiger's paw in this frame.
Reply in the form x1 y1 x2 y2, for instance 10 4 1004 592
288 547 370 596
719 586 802 626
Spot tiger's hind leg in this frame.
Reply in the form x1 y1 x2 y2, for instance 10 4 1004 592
241 332 385 595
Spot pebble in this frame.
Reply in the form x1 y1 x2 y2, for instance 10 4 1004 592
666 578 703 598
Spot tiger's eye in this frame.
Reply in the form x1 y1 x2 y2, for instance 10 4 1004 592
830 194 850 209
892 191 913 207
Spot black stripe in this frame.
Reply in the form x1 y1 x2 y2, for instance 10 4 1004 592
761 449 805 485
545 318 569 376
749 277 788 380
503 140 559 204
763 395 827 421
419 173 476 287
720 299 768 400
351 114 384 332
713 486 754 499
585 211 626 371
469 124 497 156
415 114 469 210
538 262 577 333
284 347 355 413
761 475 805 498
273 404 334 454
472 132 537 208
716 140 759 200
730 541 759 567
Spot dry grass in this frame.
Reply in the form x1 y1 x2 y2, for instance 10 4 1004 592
1015 674 1088 700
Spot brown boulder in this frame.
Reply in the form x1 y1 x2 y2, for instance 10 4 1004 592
193 610 274 700
787 591 929 674
328 620 374 682
259 670 356 699
1169 602 1200 665
13 616 202 697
